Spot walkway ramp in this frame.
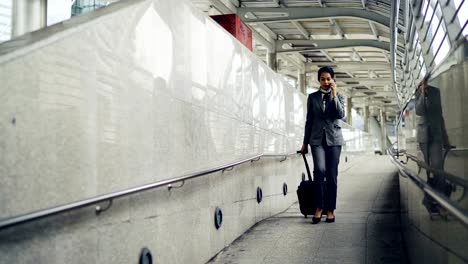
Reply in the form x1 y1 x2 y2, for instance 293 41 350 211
209 155 406 264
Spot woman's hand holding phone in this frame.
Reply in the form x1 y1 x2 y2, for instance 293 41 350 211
330 79 337 97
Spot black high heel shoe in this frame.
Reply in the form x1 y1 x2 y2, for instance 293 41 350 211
312 216 321 224
325 217 335 223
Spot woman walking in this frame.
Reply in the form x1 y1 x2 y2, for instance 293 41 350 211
301 66 345 224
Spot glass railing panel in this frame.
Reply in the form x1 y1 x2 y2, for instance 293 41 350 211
339 121 373 153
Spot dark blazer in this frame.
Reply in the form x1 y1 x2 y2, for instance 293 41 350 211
415 85 448 144
303 91 346 146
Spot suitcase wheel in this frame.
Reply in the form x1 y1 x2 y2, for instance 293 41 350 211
304 214 307 218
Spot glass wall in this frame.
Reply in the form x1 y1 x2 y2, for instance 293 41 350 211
0 0 11 42
47 0 71 26
71 0 115 16
393 1 468 263
396 53 468 262
454 0 468 37
0 0 123 44
339 121 373 153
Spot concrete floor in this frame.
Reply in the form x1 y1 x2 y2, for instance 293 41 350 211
208 155 407 264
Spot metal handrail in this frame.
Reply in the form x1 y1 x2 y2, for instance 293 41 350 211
388 148 468 227
0 152 299 230
448 148 468 154
261 152 299 161
404 152 468 189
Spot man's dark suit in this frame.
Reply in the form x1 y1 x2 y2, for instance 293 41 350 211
303 91 345 210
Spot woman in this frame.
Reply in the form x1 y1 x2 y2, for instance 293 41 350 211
415 73 452 213
301 66 345 224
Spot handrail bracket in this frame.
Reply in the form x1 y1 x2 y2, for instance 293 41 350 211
95 199 113 215
168 181 185 191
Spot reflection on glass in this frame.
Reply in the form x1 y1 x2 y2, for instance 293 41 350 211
423 1 450 65
415 73 452 214
190 13 207 92
47 0 71 26
0 0 12 42
454 0 468 36
135 6 172 81
72 0 115 16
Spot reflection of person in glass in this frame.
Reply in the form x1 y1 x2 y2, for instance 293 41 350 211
415 73 451 213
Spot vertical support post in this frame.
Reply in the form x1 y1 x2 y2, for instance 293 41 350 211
380 109 387 153
390 0 402 108
298 69 306 94
267 51 277 72
346 96 353 126
12 0 47 37
364 104 370 132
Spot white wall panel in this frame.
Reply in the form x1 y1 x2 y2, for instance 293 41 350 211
0 0 307 263
0 0 307 214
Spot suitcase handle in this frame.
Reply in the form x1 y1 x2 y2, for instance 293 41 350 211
297 150 312 181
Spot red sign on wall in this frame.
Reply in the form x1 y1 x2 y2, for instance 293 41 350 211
210 14 253 51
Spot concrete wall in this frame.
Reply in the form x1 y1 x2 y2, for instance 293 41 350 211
0 157 304 264
0 0 308 263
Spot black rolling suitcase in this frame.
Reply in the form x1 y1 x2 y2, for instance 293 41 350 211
296 151 315 217
296 151 327 218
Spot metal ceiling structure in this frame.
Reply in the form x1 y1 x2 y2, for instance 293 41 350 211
192 0 406 121
191 0 467 124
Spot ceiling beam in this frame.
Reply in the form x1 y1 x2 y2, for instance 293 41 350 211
307 62 390 70
237 7 405 31
277 0 309 67
253 23 277 41
337 81 395 86
233 2 276 51
278 54 304 70
382 51 390 63
320 50 334 62
369 22 379 39
351 48 363 62
207 0 236 13
354 91 399 96
252 30 274 50
228 0 240 7
337 78 391 82
276 39 393 52
291 21 309 39
345 71 354 78
292 9 334 64
330 19 345 38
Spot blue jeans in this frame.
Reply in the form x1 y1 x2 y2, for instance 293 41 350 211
311 143 342 210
